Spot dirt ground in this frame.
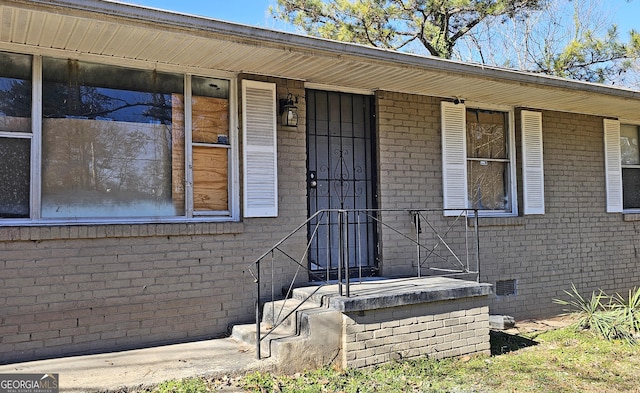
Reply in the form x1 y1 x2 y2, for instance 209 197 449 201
504 315 575 335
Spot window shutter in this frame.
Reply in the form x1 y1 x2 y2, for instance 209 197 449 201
441 101 468 216
521 111 545 215
242 80 278 218
604 119 623 213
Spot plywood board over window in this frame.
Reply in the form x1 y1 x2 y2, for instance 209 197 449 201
193 96 229 212
172 94 230 212
192 96 229 143
193 145 228 210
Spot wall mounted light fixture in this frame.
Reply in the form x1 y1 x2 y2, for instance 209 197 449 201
453 96 465 105
279 93 298 127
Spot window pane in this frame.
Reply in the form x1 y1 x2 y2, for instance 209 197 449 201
468 161 509 210
41 58 184 219
623 168 640 209
191 76 230 212
0 52 31 133
191 77 229 144
620 124 639 165
466 109 507 159
0 138 30 218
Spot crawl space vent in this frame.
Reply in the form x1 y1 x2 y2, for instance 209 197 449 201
496 279 517 296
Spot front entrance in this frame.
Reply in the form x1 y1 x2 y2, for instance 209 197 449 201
306 90 378 280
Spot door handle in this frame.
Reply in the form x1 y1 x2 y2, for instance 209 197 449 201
308 171 317 188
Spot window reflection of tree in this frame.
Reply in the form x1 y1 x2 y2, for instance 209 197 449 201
0 81 31 119
466 110 508 211
0 53 32 218
38 60 179 215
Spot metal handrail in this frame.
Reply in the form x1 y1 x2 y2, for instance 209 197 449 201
248 208 480 359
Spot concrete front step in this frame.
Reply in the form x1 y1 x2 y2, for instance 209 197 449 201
261 298 321 332
233 277 492 373
231 322 293 358
268 307 342 374
231 295 342 373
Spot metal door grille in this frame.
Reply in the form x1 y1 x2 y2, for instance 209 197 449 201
306 90 378 279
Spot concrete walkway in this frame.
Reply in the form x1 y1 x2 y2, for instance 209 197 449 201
0 337 276 392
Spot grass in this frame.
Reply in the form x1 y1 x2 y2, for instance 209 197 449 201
138 285 640 392
138 325 640 393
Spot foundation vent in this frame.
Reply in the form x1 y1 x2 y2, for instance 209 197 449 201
496 279 517 296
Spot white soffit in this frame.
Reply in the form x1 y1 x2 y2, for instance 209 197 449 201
1 0 640 122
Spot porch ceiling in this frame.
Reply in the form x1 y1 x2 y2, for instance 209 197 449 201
2 0 640 123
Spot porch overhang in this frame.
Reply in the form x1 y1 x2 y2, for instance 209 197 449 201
2 0 640 122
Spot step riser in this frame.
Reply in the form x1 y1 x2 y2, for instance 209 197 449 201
262 299 317 333
270 308 342 374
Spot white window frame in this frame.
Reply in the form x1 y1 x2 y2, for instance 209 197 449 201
441 101 518 217
0 53 38 221
605 118 640 213
0 53 240 225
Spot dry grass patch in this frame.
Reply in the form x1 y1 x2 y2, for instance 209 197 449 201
239 327 640 393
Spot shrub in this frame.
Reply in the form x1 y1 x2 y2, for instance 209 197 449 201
611 286 640 334
553 283 635 343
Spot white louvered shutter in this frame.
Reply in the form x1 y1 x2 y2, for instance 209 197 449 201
604 119 623 213
441 101 468 216
521 111 545 215
242 80 278 217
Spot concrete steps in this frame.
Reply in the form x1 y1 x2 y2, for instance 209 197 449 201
232 277 492 372
231 291 342 373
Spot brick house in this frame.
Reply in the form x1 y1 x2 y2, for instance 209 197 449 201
1 0 640 364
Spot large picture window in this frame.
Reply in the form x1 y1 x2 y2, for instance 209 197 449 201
0 52 237 223
42 58 185 218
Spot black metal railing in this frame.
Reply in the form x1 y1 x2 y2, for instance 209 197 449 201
248 208 480 359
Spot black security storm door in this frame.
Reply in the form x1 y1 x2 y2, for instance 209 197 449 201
306 90 378 280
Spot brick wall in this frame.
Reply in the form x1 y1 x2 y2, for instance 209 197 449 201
0 76 308 364
376 91 640 320
342 297 490 368
4 84 640 364
375 92 444 277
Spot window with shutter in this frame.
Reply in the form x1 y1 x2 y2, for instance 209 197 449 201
242 80 278 218
0 53 239 224
606 119 640 213
441 101 520 216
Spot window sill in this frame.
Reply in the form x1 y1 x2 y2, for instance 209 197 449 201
468 216 526 227
623 213 640 222
0 220 244 242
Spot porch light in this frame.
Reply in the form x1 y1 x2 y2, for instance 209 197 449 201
279 93 298 127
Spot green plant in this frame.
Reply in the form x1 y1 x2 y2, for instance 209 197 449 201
553 283 608 329
553 283 634 343
612 286 640 333
242 371 277 393
153 378 207 393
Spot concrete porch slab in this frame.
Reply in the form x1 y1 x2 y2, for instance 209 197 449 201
294 276 493 313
